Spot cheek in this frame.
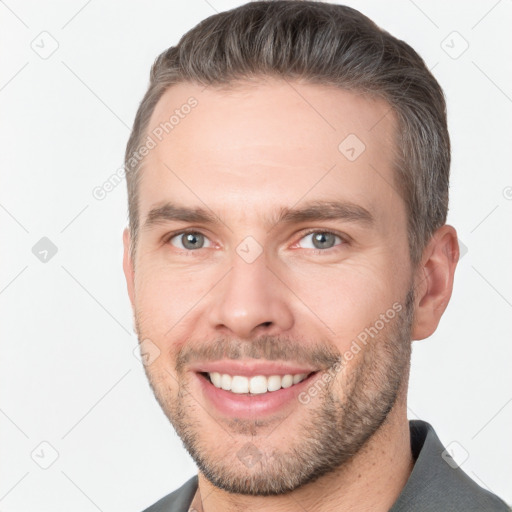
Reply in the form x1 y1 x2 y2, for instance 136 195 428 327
287 258 399 349
133 261 214 341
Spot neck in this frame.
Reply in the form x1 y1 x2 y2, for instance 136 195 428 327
196 396 414 512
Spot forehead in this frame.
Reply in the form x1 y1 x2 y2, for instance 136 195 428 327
138 78 401 226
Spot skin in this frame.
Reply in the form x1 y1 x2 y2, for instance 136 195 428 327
123 77 459 511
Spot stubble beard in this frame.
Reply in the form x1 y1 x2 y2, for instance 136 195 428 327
137 288 414 496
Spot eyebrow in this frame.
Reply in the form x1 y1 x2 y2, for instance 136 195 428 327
272 201 374 227
142 200 374 231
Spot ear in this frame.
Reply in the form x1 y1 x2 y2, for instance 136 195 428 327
411 224 459 341
122 228 136 310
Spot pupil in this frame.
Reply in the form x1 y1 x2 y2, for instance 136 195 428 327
183 233 203 249
313 232 334 249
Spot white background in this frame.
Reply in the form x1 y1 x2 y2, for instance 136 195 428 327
1 1 511 510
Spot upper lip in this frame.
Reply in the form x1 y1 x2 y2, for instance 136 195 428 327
190 359 319 377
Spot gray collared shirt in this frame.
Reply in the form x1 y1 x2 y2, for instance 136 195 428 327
142 420 510 511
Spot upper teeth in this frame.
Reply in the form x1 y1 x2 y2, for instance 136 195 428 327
208 372 308 394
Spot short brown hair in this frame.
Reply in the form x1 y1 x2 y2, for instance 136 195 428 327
125 0 450 264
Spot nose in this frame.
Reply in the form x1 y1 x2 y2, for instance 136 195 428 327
207 252 294 339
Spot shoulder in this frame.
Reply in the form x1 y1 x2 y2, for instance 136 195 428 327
391 420 510 512
141 475 198 512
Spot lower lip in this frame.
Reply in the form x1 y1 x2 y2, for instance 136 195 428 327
195 372 319 419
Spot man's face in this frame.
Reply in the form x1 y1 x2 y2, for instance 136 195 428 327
124 78 416 495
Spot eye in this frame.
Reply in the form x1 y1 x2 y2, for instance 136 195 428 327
297 231 344 250
168 232 212 250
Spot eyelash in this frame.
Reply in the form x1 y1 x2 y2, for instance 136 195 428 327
164 228 349 254
295 228 349 253
164 229 210 253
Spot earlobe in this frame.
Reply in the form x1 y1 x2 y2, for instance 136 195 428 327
411 225 459 341
122 228 136 309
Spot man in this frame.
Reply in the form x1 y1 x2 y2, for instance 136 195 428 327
122 1 510 511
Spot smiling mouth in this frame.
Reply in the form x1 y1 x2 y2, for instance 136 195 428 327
198 371 318 395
